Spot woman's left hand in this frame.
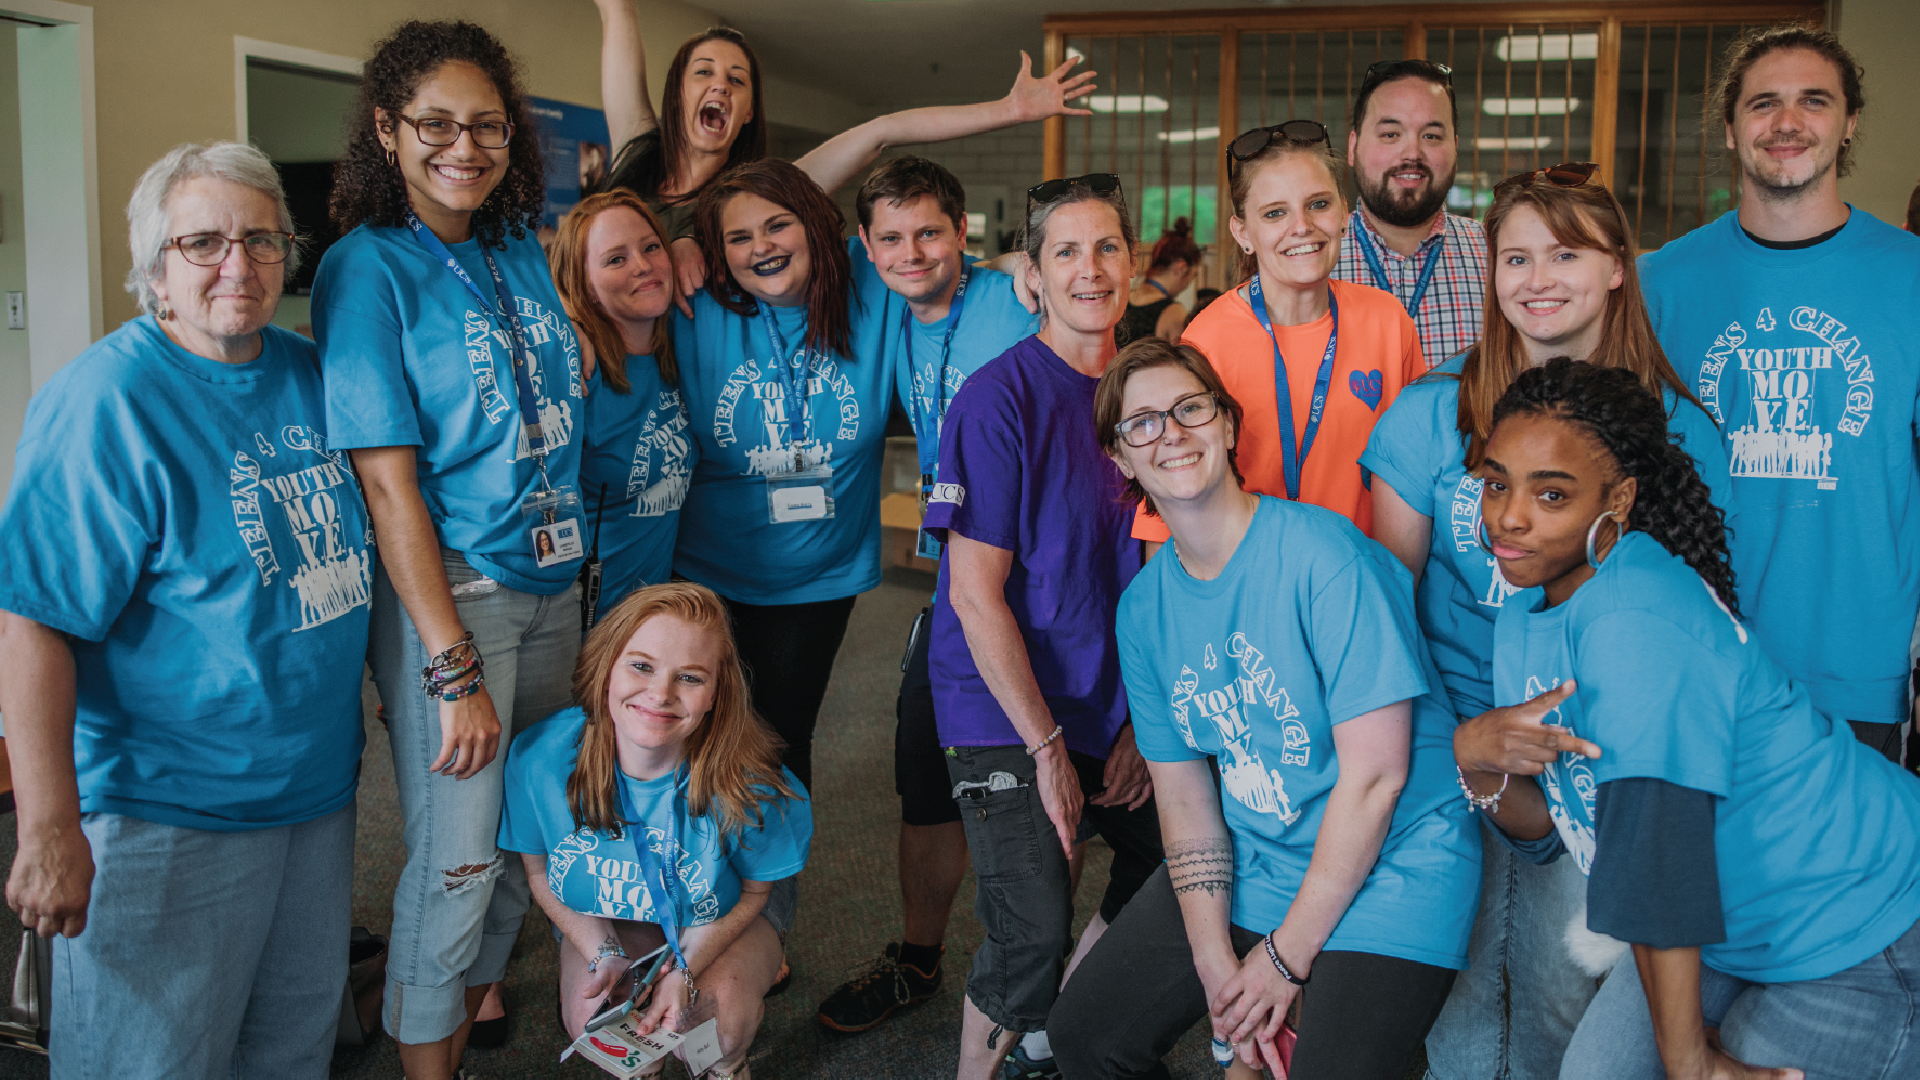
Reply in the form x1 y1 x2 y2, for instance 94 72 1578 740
635 966 689 1037
579 952 634 1003
1004 50 1098 122
1212 935 1306 1057
671 237 705 317
1091 723 1154 809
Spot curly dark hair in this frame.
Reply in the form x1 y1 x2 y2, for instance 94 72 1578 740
1493 358 1739 616
694 158 853 357
328 20 546 248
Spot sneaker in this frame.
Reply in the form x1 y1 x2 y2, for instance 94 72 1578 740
815 942 942 1032
1001 1043 1061 1079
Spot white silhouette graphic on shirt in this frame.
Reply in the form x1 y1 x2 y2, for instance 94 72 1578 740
1170 632 1309 826
1697 306 1873 492
1528 675 1598 874
626 389 692 517
229 425 371 631
713 348 860 476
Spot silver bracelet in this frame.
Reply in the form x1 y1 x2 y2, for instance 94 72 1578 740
1455 766 1509 812
585 942 628 974
1025 724 1065 756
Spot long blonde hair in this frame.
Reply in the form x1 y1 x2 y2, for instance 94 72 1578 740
567 582 797 837
549 189 678 391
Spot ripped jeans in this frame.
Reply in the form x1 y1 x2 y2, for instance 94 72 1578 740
369 553 581 1044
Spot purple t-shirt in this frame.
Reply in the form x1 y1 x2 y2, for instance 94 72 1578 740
922 334 1143 758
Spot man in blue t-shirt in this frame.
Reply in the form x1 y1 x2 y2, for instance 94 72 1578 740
1638 26 1920 763
817 157 1040 1037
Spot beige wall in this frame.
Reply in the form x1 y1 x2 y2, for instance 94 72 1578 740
0 25 26 501
80 0 864 330
1835 0 1920 227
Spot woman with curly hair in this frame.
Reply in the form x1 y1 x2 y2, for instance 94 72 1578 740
499 582 810 1079
550 190 693 616
1458 358 1920 1080
1360 166 1735 1080
312 20 584 1076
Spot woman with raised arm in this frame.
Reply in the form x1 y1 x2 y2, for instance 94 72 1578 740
1048 339 1478 1080
314 21 586 1076
1359 163 1733 1080
592 0 1095 299
550 190 695 617
499 583 810 1080
1458 357 1920 1080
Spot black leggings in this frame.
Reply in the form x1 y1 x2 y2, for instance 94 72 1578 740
723 594 857 791
1049 864 1457 1080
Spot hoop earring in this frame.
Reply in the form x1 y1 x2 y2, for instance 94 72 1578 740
1476 518 1495 556
386 149 396 167
1585 510 1624 569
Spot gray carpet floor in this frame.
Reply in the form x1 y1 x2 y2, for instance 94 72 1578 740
0 570 1219 1078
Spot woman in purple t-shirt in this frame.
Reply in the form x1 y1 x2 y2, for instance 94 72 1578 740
920 175 1165 1079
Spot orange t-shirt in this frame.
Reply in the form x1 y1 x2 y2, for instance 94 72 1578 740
1133 277 1424 540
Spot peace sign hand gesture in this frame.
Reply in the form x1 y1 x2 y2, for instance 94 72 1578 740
1454 680 1601 779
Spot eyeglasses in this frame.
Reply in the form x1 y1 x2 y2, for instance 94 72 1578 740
394 113 514 149
1114 391 1221 447
166 232 295 266
1361 59 1454 88
1227 120 1330 166
1493 161 1602 198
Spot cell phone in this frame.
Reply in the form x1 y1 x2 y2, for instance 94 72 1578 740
583 944 673 1033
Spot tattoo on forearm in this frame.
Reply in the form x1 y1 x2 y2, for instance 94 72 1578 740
1167 838 1235 898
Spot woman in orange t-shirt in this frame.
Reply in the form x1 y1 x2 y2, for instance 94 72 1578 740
1133 121 1423 545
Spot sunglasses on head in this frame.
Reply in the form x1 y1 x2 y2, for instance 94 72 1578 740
1227 120 1331 167
1027 173 1124 210
1361 58 1454 88
1493 161 1602 198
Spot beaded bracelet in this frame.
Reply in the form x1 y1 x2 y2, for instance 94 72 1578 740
420 632 485 697
1455 766 1509 812
585 942 628 975
1263 933 1308 986
439 675 486 703
1025 724 1064 757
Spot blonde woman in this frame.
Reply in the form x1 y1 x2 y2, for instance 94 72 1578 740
498 583 812 1078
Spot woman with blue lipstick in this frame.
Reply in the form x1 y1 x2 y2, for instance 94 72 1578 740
674 158 895 792
1360 166 1733 1080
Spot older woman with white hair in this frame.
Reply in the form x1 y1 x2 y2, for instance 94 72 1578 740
0 140 371 1079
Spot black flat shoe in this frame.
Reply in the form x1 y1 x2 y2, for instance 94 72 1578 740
467 1013 509 1049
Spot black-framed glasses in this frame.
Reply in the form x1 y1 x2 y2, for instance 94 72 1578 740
1361 58 1454 89
1227 120 1330 166
394 113 514 149
166 231 295 266
1493 161 1602 198
1027 172 1123 211
1114 391 1221 447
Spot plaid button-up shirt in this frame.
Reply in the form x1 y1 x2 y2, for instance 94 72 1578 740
1335 209 1487 369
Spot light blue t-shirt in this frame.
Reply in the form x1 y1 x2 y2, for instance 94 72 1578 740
499 707 812 925
0 319 370 830
1493 530 1920 982
1640 210 1920 723
1118 497 1480 970
314 224 586 595
670 238 894 604
892 264 1037 473
579 358 695 610
1360 354 1734 717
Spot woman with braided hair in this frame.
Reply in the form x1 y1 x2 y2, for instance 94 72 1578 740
1456 357 1920 1080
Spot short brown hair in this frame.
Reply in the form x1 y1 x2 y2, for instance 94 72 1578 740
1094 338 1245 517
856 155 966 232
1713 24 1865 178
548 190 677 390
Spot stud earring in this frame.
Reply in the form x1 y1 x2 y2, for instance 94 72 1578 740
155 303 172 321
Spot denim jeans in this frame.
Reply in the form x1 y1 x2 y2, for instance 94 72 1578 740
51 804 356 1080
1425 820 1597 1080
369 553 580 1044
1561 916 1920 1080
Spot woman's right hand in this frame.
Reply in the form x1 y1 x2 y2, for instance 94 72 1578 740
431 680 502 780
671 237 705 317
580 950 635 1004
1033 740 1084 857
1453 680 1597 779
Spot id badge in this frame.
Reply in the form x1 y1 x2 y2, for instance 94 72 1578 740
679 1018 724 1076
523 486 585 566
915 473 942 560
766 465 834 524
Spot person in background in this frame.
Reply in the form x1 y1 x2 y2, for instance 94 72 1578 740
592 0 1095 302
1132 120 1422 556
1117 217 1200 344
1362 164 1732 1080
816 156 1038 1037
551 190 695 616
924 175 1162 1080
1337 59 1487 369
1190 286 1222 318
1050 340 1477 1080
1459 357 1920 1080
1639 25 1920 763
316 21 585 1074
500 583 811 1080
0 141 370 1079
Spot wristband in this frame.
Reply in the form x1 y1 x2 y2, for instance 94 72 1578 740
1455 766 1509 812
1025 724 1064 756
439 675 485 702
1263 932 1308 986
586 942 628 974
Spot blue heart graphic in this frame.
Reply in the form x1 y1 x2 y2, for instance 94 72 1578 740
1349 369 1384 411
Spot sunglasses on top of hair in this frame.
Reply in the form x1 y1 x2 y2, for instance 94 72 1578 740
1493 161 1602 198
1026 172 1124 211
1226 120 1331 171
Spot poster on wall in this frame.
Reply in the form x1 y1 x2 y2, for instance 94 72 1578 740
528 95 612 235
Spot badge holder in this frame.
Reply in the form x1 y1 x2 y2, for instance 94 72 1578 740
915 473 943 560
767 464 834 524
524 486 586 567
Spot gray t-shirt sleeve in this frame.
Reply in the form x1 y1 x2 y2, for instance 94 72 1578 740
1587 778 1726 948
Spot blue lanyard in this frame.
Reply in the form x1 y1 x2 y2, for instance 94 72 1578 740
615 762 691 974
404 211 553 482
1248 273 1339 502
756 303 812 459
1353 220 1443 321
903 266 971 475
